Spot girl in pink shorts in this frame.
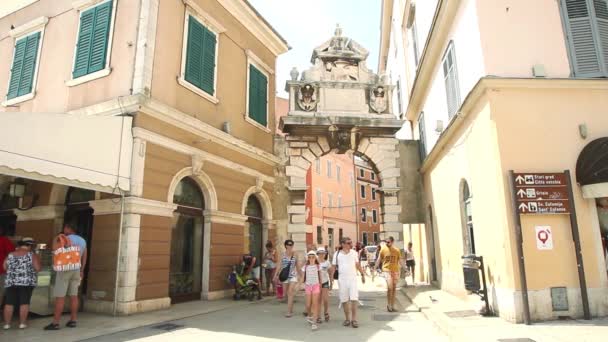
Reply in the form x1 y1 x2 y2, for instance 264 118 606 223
302 250 322 331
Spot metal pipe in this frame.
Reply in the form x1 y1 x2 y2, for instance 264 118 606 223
113 191 125 316
508 170 531 325
564 169 591 320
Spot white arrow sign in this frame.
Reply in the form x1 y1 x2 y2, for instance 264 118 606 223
518 203 528 212
515 175 525 184
517 189 526 198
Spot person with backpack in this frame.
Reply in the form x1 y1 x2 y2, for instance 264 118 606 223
302 250 322 331
44 223 87 330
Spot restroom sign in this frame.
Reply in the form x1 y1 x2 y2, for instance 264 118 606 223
535 226 553 250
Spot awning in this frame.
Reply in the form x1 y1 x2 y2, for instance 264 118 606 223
0 112 132 193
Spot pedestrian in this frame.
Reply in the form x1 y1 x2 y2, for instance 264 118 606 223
274 239 300 318
44 223 87 330
317 247 332 323
366 244 378 282
332 237 365 328
302 250 322 331
378 236 403 312
0 225 15 309
405 242 416 285
263 240 278 296
3 237 40 330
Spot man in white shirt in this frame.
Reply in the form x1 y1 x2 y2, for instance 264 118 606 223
332 237 365 328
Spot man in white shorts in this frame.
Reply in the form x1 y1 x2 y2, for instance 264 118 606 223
332 237 365 328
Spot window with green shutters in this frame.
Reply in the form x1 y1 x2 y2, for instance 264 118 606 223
559 0 608 77
7 31 41 100
184 15 217 95
72 1 113 78
247 64 268 127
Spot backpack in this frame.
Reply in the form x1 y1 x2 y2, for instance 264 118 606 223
53 234 82 271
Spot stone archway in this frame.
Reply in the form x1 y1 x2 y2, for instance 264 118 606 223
279 26 405 250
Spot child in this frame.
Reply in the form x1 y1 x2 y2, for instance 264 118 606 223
316 247 332 323
302 250 322 331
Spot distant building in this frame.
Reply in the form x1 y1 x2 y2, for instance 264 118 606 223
355 156 382 246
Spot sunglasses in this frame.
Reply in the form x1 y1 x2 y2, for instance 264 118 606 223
285 244 294 247
343 241 352 245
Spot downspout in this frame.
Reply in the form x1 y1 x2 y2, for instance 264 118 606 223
113 190 125 316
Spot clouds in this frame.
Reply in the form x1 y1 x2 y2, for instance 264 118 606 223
249 0 380 97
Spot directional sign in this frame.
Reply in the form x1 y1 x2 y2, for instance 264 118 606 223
512 173 570 215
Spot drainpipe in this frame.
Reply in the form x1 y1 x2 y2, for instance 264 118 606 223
113 191 125 316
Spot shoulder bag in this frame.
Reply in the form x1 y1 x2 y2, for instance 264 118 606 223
278 255 294 282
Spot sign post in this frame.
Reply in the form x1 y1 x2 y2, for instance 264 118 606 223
509 170 591 324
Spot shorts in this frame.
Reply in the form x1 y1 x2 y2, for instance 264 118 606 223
321 281 330 289
338 277 359 303
252 266 260 280
53 270 81 297
384 271 399 286
4 286 35 306
406 260 416 268
305 283 321 295
283 276 297 284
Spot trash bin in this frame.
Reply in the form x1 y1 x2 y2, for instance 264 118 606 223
462 255 481 292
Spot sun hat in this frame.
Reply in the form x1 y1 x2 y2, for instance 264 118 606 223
19 237 35 246
316 247 327 254
307 250 317 256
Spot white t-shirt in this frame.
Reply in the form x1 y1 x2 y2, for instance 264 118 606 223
301 264 320 285
332 249 359 279
319 260 331 283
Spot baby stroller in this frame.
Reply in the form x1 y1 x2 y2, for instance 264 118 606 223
228 255 262 301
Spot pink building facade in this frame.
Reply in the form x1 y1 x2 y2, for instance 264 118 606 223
355 156 382 246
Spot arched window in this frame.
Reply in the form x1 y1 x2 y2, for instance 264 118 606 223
65 187 95 205
170 177 204 302
461 180 476 255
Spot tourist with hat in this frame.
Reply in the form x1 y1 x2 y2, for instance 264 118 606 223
2 237 41 330
302 249 322 331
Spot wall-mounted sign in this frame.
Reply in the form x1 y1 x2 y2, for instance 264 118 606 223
513 173 570 215
535 226 553 250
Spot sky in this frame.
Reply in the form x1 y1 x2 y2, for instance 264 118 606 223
248 0 382 98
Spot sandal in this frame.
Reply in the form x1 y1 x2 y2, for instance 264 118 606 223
43 323 60 330
311 323 318 331
324 312 330 322
351 320 359 328
66 321 77 328
284 313 293 318
343 320 351 327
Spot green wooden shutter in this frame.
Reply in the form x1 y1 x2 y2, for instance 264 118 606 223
562 0 603 76
185 16 216 95
73 1 112 78
185 16 204 89
248 65 268 127
201 27 216 94
17 32 41 97
7 38 27 99
88 1 112 74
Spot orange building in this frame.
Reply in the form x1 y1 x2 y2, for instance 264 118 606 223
355 156 382 246
306 153 358 251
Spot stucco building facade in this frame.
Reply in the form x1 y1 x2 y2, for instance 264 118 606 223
0 0 288 315
380 0 608 322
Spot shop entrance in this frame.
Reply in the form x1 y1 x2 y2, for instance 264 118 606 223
169 177 205 303
64 187 95 297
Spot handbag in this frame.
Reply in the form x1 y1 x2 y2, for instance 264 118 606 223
278 255 294 282
333 252 339 280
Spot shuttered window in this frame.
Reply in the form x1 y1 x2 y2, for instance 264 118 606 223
442 41 461 119
185 15 216 95
7 32 40 100
248 64 268 127
73 1 113 78
418 112 427 160
560 0 608 76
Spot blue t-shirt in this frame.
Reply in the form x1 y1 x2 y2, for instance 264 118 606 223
67 234 87 268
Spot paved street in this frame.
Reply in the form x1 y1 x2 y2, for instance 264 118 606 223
82 280 446 342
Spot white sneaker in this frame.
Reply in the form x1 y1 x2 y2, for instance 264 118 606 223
311 324 318 331
3 324 9 330
19 323 27 329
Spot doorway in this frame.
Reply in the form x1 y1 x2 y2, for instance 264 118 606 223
64 187 95 297
169 177 205 303
246 196 264 284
